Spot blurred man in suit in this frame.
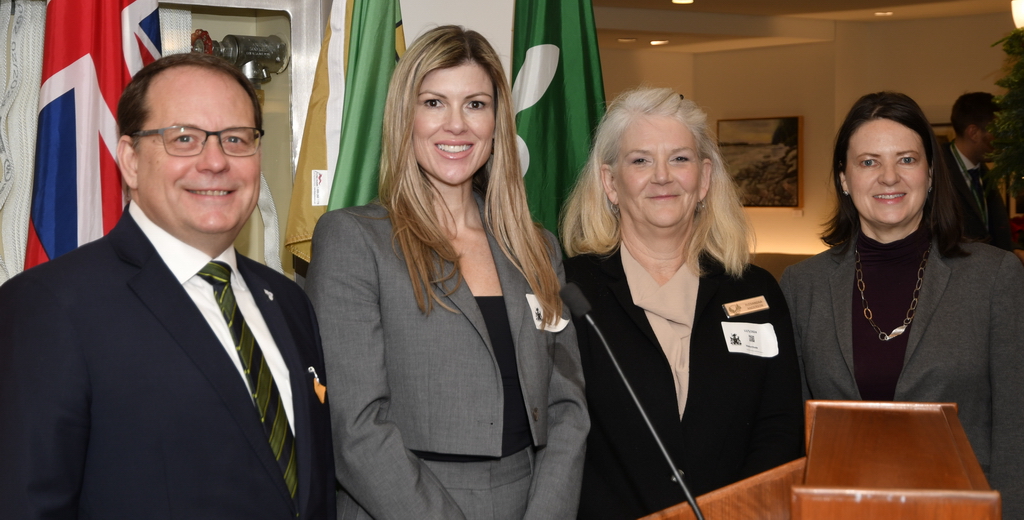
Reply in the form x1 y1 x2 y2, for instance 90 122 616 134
0 53 335 519
943 92 1020 254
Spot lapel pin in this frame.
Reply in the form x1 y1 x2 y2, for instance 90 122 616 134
308 367 326 404
264 289 274 301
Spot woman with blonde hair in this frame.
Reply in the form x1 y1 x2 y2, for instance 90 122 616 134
306 25 588 519
561 87 802 519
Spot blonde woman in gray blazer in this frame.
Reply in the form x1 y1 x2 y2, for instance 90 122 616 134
305 26 587 520
780 92 1024 518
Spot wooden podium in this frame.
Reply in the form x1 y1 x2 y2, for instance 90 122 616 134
641 401 1000 520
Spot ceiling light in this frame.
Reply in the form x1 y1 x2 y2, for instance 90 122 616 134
874 11 893 16
617 38 637 43
672 0 694 4
650 40 669 46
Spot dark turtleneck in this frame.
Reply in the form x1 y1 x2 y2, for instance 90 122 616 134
851 225 932 401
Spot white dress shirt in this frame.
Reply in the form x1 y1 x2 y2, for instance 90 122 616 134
951 141 981 181
129 203 294 431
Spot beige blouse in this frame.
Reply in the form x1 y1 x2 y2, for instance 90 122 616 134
621 244 700 419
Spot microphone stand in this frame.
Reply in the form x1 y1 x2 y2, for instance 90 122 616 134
561 284 705 520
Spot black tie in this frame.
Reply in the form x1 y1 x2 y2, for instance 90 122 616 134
197 261 298 498
967 167 988 227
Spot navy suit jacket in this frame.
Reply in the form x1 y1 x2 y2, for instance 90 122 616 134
941 143 1014 250
0 212 336 519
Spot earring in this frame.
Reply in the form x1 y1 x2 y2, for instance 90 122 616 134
842 190 850 196
928 185 933 193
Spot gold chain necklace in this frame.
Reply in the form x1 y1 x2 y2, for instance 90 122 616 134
854 248 930 342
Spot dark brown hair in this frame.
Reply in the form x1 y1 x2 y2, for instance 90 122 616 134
823 91 965 257
117 52 262 139
950 92 998 137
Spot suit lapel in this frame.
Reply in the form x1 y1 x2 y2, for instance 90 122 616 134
111 216 295 509
947 145 985 221
441 269 491 351
828 247 858 389
954 169 985 220
902 243 949 369
238 260 308 512
486 230 529 355
435 194 491 349
601 251 660 347
692 258 723 330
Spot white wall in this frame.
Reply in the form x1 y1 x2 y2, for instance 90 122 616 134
694 42 837 254
402 0 514 77
600 48 694 102
834 13 1012 125
601 11 1015 254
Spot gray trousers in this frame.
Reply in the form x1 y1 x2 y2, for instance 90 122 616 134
338 447 534 520
422 447 533 520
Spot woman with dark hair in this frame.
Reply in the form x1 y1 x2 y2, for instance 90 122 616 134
781 91 1024 518
306 26 587 519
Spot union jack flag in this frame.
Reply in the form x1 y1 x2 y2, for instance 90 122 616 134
24 0 161 268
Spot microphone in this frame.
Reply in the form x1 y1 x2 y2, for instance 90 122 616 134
560 283 705 520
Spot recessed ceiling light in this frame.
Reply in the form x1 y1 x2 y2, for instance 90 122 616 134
672 0 694 4
617 38 637 43
874 11 893 16
650 40 669 46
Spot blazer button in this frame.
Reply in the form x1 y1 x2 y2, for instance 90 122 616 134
532 408 539 421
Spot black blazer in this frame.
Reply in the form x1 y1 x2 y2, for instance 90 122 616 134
941 143 1013 250
566 252 803 520
0 212 336 519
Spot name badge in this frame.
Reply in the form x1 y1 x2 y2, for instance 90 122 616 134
722 295 769 318
526 294 570 332
720 322 778 358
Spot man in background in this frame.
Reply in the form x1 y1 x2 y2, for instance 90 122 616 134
0 53 335 519
943 92 1018 253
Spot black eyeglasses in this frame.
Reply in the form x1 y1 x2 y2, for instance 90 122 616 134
132 126 264 157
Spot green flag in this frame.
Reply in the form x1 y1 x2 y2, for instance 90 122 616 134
512 0 605 235
327 0 404 210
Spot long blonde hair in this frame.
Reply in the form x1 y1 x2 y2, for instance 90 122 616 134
378 25 562 324
560 87 751 277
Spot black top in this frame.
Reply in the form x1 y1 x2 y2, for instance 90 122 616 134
566 253 803 520
476 296 532 457
851 226 931 401
412 297 532 463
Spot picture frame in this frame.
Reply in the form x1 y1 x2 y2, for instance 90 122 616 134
932 123 956 147
718 116 802 207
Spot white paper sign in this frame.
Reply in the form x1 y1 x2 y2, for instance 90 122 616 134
525 293 569 332
312 169 332 207
720 322 778 358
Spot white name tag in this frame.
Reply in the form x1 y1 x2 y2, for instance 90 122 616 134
526 293 569 332
720 322 778 358
722 295 769 318
311 169 332 206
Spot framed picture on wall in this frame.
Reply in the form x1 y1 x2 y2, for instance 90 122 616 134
932 123 955 147
718 116 802 207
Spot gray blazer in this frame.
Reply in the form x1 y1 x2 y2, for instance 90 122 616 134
780 240 1024 518
306 202 588 520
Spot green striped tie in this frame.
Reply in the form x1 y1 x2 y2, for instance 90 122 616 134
197 261 298 498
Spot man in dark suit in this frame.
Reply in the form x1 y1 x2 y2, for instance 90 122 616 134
942 92 1019 254
0 53 335 519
